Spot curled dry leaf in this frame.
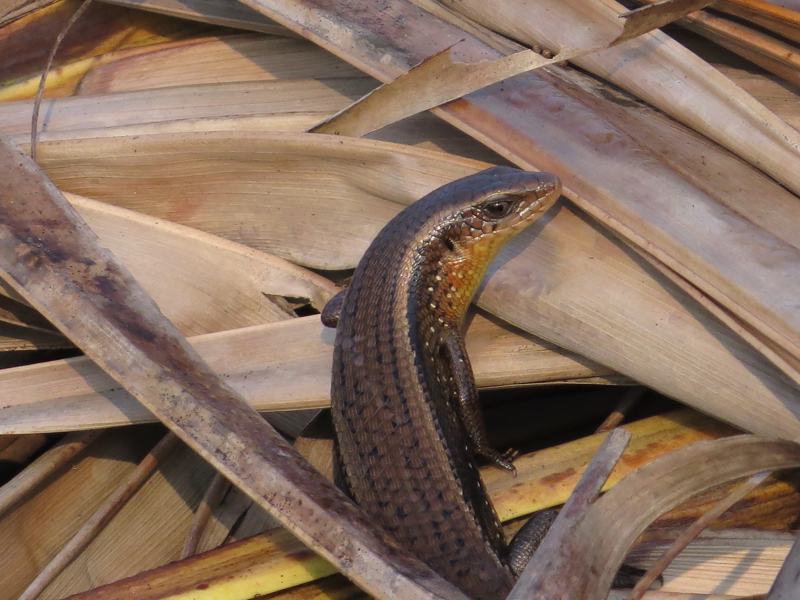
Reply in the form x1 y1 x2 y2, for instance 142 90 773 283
67 192 337 334
627 471 773 600
26 132 475 268
443 0 800 198
509 436 800 599
508 428 633 598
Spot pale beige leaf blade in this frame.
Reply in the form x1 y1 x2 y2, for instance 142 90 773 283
67 192 338 333
445 0 800 198
29 132 475 269
0 429 164 599
476 202 800 442
237 0 800 376
0 80 376 136
626 530 794 597
0 429 102 518
77 34 364 95
19 433 180 600
0 312 614 434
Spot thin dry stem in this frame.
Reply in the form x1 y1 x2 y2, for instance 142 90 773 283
0 429 102 518
595 387 647 433
627 471 772 600
30 0 93 161
181 472 230 558
17 432 178 600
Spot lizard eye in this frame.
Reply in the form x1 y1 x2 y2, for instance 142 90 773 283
481 198 515 220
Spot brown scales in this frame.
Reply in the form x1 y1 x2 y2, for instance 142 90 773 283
323 166 561 600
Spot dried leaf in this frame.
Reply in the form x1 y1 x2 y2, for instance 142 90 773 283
77 34 364 94
311 0 714 137
616 0 716 42
56 409 734 600
627 530 794 596
445 0 800 197
676 8 800 87
0 79 376 135
767 532 800 599
67 192 337 334
717 0 800 44
0 312 612 434
0 429 162 598
241 0 800 375
19 131 800 442
0 0 203 100
0 429 102 517
20 433 180 600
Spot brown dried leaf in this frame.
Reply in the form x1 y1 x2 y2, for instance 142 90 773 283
52 410 735 600
76 34 364 94
0 79 376 136
311 0 714 137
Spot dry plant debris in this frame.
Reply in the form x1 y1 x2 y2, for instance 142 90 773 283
0 0 799 599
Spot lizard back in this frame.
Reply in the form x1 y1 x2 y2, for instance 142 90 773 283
330 167 561 599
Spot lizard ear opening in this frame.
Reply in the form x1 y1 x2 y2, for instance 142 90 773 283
444 237 456 252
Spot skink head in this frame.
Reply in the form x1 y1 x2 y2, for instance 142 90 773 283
408 166 561 323
452 167 560 240
426 166 561 262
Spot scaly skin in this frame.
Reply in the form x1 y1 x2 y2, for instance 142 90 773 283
326 166 561 600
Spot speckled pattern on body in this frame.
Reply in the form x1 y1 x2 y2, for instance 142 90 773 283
329 166 561 600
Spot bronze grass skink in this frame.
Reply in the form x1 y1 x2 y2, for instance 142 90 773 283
322 166 561 600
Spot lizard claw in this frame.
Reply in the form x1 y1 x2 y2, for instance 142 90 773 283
480 447 519 476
